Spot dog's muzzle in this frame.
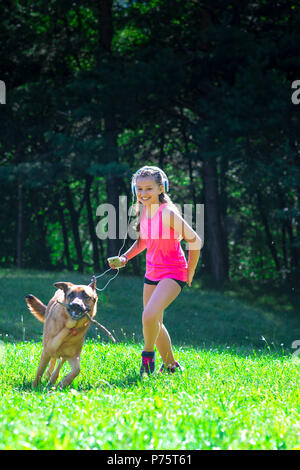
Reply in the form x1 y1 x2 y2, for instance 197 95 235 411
57 300 90 320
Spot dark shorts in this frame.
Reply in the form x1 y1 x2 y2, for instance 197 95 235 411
144 276 187 291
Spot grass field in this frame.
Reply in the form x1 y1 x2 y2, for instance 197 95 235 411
0 269 299 450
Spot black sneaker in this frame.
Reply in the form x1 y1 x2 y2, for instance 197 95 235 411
159 361 182 374
140 351 155 376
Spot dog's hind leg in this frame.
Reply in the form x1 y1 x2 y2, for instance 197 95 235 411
57 355 81 389
45 358 57 381
33 350 50 387
48 357 66 386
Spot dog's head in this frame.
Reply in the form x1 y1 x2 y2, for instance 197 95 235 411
54 277 98 320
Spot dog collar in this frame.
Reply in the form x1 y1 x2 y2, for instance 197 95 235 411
69 328 79 336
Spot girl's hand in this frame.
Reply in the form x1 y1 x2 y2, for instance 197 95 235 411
108 256 127 269
120 256 128 267
187 268 195 287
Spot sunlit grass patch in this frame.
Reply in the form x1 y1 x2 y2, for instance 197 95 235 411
0 340 299 450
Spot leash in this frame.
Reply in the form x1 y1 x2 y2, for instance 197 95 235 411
93 267 121 292
91 203 136 292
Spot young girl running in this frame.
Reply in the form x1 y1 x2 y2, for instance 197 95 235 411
108 166 201 376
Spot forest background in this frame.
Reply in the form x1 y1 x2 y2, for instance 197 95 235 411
0 0 299 293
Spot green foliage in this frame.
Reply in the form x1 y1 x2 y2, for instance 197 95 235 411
0 0 299 284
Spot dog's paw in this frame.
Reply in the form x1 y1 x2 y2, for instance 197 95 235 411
65 318 77 329
32 380 42 390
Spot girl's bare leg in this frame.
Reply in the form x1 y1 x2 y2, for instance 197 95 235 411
155 324 176 366
143 283 176 365
143 282 179 364
142 279 181 359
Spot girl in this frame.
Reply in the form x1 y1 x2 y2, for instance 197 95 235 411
108 166 201 376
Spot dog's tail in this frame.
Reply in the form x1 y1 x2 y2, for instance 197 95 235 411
25 295 46 322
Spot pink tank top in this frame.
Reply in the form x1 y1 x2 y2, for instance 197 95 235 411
140 202 188 282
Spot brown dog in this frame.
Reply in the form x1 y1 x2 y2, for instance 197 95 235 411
25 278 98 389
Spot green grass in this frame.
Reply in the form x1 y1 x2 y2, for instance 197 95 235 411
0 268 299 450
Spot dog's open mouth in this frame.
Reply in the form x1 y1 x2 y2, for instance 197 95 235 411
69 309 86 320
57 300 89 320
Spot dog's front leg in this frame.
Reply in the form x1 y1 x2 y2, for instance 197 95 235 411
58 355 80 389
47 326 73 356
33 350 50 387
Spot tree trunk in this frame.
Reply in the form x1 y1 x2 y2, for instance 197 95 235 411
85 174 101 273
159 131 165 170
202 156 226 285
256 190 280 272
287 221 298 269
180 110 197 209
17 181 23 269
58 203 72 271
104 115 122 258
93 182 106 269
64 183 84 273
98 0 122 258
32 198 51 268
99 0 113 53
219 155 229 280
277 185 298 271
281 223 287 270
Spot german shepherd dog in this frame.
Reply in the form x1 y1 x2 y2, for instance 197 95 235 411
25 278 98 389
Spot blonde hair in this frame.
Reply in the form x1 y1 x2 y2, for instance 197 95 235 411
131 166 179 233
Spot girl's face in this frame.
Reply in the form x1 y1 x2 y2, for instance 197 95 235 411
136 176 163 206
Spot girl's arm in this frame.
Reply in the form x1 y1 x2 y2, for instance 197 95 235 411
122 237 147 261
108 237 147 269
162 207 202 286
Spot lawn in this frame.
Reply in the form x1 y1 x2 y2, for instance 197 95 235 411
0 269 299 450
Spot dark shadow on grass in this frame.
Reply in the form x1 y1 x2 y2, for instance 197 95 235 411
14 372 147 393
77 372 144 392
11 379 46 393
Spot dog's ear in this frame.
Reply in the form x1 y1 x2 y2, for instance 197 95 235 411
53 282 73 294
89 276 97 291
